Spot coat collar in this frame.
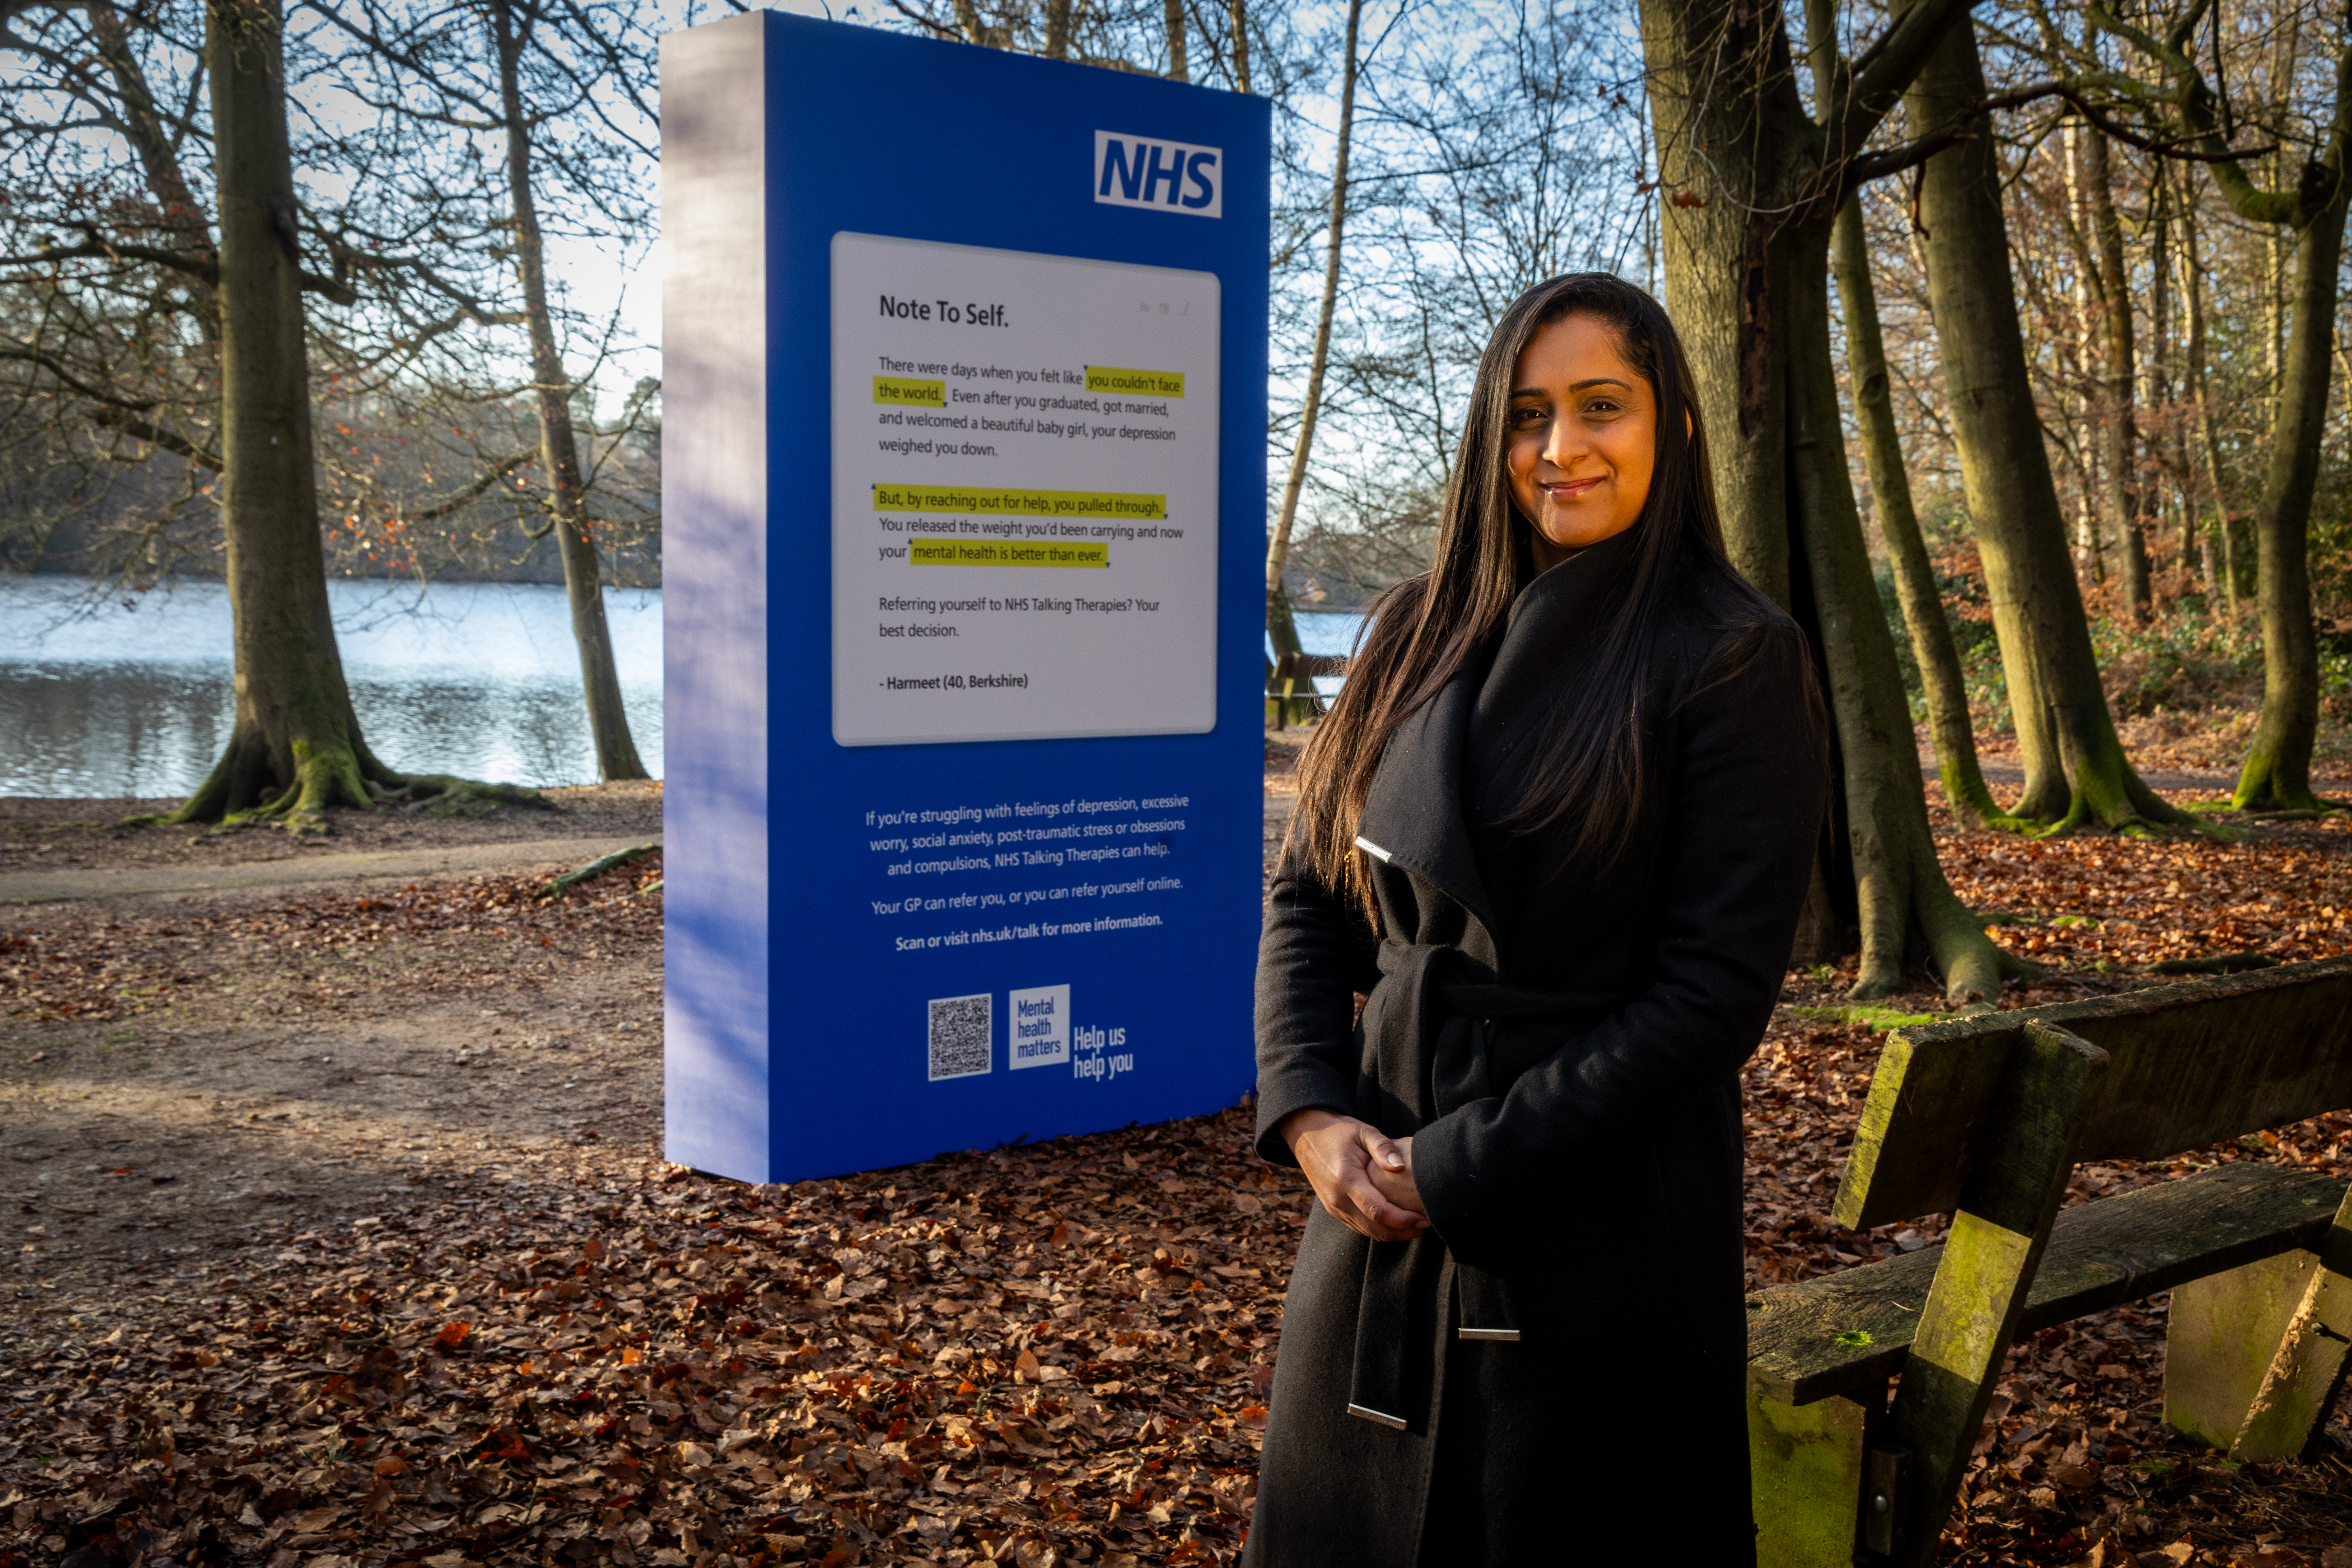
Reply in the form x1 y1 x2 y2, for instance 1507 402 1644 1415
1355 660 1493 932
1353 530 1640 939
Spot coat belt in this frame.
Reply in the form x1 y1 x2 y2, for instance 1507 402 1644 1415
1345 941 1636 1432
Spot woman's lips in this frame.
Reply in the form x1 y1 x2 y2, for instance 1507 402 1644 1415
1542 477 1601 499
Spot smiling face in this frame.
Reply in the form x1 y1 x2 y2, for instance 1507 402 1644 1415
1505 312 1659 573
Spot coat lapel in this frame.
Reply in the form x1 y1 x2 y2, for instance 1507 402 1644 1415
1354 531 1641 952
1355 664 1494 938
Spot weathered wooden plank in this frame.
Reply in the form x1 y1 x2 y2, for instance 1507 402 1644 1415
1835 958 2352 1231
1748 1387 1871 1568
2020 1167 2346 1331
1882 1021 2106 1568
2234 1185 2352 1461
2166 1251 2318 1449
1748 1243 1936 1403
1750 1162 2347 1406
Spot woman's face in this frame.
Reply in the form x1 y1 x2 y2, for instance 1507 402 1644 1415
1505 312 1658 573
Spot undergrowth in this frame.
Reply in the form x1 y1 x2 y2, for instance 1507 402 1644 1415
1878 537 2352 772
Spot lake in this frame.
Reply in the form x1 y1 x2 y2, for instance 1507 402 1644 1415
1277 611 1369 698
0 576 664 798
4 579 1362 799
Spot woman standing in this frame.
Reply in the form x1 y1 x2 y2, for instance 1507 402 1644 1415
1246 274 1827 1565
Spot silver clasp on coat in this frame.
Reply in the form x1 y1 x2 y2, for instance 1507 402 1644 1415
1346 1402 1409 1430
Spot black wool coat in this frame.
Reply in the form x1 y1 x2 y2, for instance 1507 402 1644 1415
1245 537 1828 1568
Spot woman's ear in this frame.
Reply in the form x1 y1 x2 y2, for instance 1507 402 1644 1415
1684 406 1694 440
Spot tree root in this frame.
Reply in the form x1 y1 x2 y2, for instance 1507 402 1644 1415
127 731 547 836
2231 740 2341 813
1937 760 2040 836
2232 799 2350 821
540 842 659 900
1845 872 2044 1007
1969 711 2224 842
2147 951 2280 976
385 775 554 819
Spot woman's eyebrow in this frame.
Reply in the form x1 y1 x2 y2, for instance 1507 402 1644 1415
1510 377 1632 398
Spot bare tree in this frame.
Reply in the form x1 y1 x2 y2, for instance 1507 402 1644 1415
1262 0 1360 724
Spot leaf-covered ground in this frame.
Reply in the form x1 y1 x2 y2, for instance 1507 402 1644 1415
3 1111 1295 1568
6 796 2352 1567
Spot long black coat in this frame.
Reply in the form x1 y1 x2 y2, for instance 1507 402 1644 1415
1246 537 1827 1567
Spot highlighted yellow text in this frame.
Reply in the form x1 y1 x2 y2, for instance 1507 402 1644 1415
1084 365 1185 398
874 484 1165 519
911 537 1109 569
873 375 946 407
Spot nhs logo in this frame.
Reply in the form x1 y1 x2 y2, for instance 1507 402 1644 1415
1093 130 1222 218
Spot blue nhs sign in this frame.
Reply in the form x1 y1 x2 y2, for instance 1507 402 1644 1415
1094 130 1222 217
660 11 1269 1183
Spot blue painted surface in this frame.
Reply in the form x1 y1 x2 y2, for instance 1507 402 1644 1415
663 13 1270 1182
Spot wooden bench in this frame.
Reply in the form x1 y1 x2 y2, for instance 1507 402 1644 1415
1265 652 1344 728
1744 956 2352 1567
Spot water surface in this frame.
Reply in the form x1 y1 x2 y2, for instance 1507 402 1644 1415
0 576 663 797
1270 610 1366 700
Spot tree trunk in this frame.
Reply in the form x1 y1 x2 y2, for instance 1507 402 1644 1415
1643 1 1823 945
2147 171 2178 579
156 0 542 832
493 0 649 784
1641 0 2008 1000
1639 0 1795 608
2178 198 2238 606
1041 0 1072 58
2232 91 2351 809
166 0 389 832
2083 127 2151 620
1161 0 1187 80
1263 0 1359 726
1789 219 2014 1000
1226 0 1249 92
2061 124 2107 585
1831 197 2013 831
1902 12 2193 835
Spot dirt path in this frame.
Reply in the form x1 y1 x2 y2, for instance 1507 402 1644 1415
0 834 658 906
0 780 662 876
3 793 665 1345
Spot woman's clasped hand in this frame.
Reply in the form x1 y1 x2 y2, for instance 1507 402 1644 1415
1277 1107 1428 1241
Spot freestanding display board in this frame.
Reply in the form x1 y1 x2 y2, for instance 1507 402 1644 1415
661 11 1271 1182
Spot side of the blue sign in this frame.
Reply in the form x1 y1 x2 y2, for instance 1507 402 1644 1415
661 12 774 1179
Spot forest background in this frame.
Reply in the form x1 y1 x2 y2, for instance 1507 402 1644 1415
8 2 2352 1563
2 0 2350 893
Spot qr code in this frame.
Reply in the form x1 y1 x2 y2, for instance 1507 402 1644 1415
928 992 992 1080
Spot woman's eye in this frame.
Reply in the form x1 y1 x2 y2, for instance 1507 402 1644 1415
1510 405 1547 427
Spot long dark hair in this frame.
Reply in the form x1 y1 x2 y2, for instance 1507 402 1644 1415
1288 272 1776 913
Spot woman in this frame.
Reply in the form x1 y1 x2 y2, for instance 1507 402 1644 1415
1246 273 1827 1566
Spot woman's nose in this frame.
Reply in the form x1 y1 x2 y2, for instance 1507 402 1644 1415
1544 420 1586 469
